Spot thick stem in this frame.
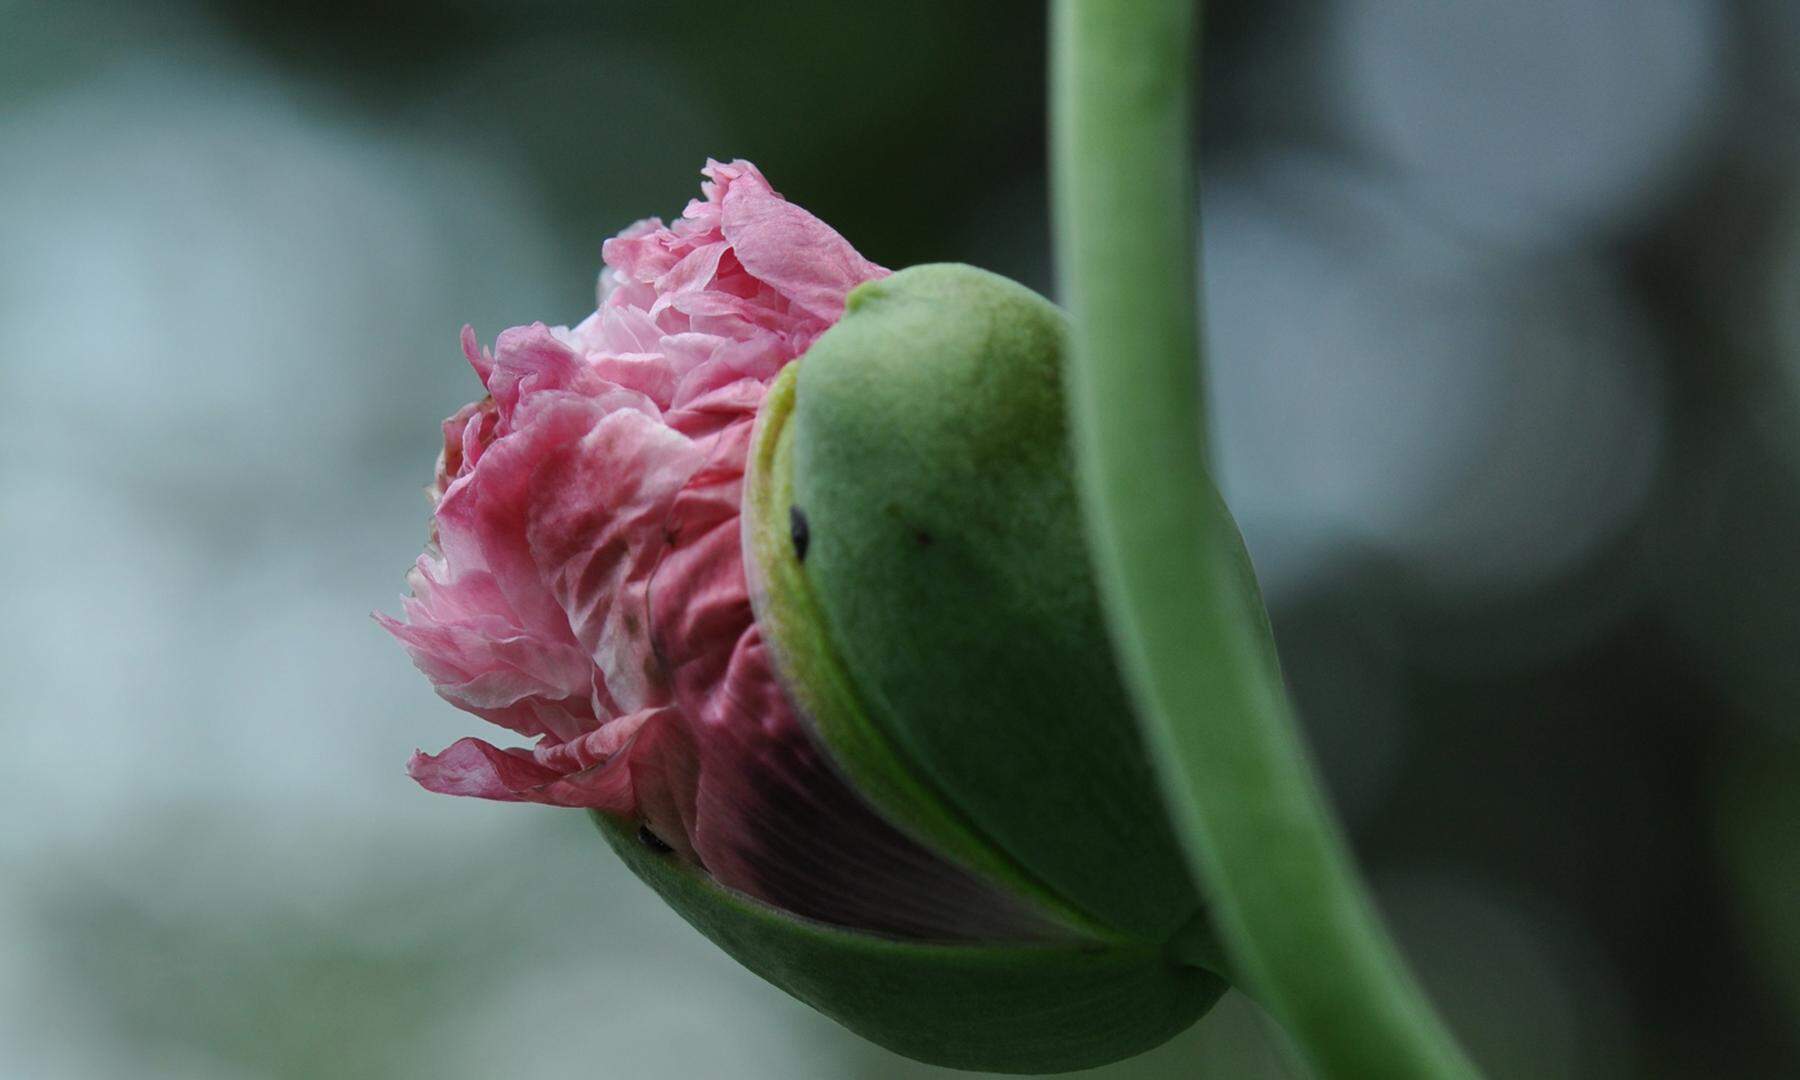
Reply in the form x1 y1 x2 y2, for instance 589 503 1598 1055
1049 2 1482 1077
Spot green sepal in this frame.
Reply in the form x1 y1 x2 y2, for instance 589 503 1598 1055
592 810 1226 1075
745 362 1106 938
766 263 1202 940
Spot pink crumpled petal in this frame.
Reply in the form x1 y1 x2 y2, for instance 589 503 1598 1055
407 706 699 860
381 160 1046 941
713 160 888 326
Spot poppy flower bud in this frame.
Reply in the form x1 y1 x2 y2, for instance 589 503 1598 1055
383 163 1225 1073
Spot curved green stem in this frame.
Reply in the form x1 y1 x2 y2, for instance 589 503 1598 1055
1049 2 1482 1077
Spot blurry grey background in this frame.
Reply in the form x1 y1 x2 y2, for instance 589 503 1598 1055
2 1 1797 1076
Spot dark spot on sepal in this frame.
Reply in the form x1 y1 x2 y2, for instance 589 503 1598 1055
912 528 934 547
789 505 810 563
636 824 674 854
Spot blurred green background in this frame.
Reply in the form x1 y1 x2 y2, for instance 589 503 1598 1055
3 1 1798 1076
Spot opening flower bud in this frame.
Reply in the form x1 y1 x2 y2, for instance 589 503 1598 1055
382 162 1226 1073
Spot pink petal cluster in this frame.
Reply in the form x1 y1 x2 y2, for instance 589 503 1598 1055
382 161 1039 940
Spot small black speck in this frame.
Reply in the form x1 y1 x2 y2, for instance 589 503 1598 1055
636 824 673 854
789 505 810 562
912 529 934 547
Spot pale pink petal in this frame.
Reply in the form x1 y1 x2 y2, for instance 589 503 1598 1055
431 401 600 650
599 217 677 283
408 737 565 800
523 408 704 713
406 709 700 860
483 324 591 417
669 335 787 410
712 159 888 325
648 241 729 318
460 324 494 382
433 397 498 500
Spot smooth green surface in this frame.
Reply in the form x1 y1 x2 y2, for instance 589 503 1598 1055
745 362 1109 939
779 264 1201 942
1050 2 1482 1078
592 810 1226 1075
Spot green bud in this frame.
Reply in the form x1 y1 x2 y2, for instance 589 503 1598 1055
722 263 1233 1071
